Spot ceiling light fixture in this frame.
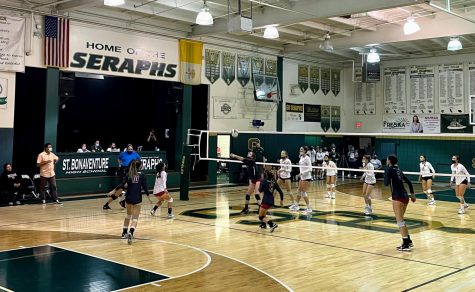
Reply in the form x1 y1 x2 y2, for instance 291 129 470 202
367 48 380 63
319 33 333 51
447 36 462 51
104 0 125 6
196 0 213 26
263 26 279 39
403 17 420 35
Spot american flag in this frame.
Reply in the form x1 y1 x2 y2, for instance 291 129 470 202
44 16 70 68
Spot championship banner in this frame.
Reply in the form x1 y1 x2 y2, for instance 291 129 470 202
252 56 264 87
304 104 321 122
179 39 202 85
331 106 341 132
382 115 411 133
213 96 238 119
0 16 25 72
221 51 236 85
0 78 7 109
309 66 320 94
441 114 473 133
321 68 331 95
409 66 435 114
331 69 341 96
265 58 277 77
298 64 309 93
205 49 220 84
285 102 304 122
321 105 331 132
237 54 251 87
439 64 463 114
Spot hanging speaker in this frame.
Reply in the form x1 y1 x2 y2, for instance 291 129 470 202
59 71 75 97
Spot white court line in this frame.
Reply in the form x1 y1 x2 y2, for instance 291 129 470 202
0 285 14 292
0 243 52 253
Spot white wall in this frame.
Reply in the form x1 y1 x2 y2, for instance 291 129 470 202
0 72 16 128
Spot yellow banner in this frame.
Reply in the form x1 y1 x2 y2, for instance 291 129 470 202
179 39 203 85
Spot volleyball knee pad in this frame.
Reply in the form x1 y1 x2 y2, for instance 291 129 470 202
258 216 265 221
330 184 335 188
326 184 331 189
168 197 173 203
397 221 406 228
301 192 308 198
427 189 432 194
423 190 428 195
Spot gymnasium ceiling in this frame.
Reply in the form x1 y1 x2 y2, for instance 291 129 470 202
3 0 475 64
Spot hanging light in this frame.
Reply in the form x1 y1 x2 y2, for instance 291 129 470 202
403 17 420 35
447 36 462 51
263 26 279 39
104 0 125 6
195 1 213 26
367 48 380 63
319 33 333 51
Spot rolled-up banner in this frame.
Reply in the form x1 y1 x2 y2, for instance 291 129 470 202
179 39 203 85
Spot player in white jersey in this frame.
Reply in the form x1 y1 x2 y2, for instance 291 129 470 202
316 147 326 180
360 155 376 215
450 155 470 214
307 146 317 180
278 150 296 209
419 155 436 205
294 146 313 212
150 162 174 218
322 155 337 199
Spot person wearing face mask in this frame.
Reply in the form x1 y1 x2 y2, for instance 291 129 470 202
277 150 296 210
419 155 436 205
384 155 415 251
77 143 91 153
450 155 470 214
360 155 376 215
293 146 313 212
323 155 337 199
91 140 104 152
230 151 262 214
36 143 62 205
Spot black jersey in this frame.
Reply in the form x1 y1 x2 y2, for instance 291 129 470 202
384 166 414 200
259 179 275 206
122 172 149 204
243 158 261 180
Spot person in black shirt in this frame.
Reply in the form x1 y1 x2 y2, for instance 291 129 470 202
252 142 266 176
230 151 262 214
1 163 21 205
258 170 278 232
120 159 151 245
384 155 416 251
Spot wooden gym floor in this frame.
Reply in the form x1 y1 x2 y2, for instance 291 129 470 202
0 179 474 291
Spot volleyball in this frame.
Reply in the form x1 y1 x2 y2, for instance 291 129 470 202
231 129 239 138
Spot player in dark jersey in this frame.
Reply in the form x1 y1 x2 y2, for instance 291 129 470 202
258 170 278 232
120 159 151 245
230 152 262 214
384 155 416 251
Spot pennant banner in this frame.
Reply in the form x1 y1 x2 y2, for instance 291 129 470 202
298 64 309 93
331 106 341 132
221 51 236 85
265 58 277 77
252 56 264 87
331 69 341 96
309 66 320 94
0 15 25 72
321 105 331 132
237 54 251 87
179 39 202 85
205 49 220 84
321 68 331 95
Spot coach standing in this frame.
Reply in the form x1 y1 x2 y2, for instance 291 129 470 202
36 143 62 205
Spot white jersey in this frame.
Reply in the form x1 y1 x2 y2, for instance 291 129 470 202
323 160 337 176
299 155 312 180
419 161 435 178
307 150 316 163
279 158 292 179
316 151 325 161
451 163 470 185
153 171 168 194
361 162 376 184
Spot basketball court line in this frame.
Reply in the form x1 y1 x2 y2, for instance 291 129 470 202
402 263 475 291
0 286 14 292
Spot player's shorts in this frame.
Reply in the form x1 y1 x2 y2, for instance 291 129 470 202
260 203 272 210
421 176 433 181
460 179 468 185
153 191 167 197
278 177 291 181
250 178 262 184
392 196 409 205
364 182 376 186
317 160 323 165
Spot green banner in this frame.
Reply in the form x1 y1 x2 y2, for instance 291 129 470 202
56 151 167 178
205 49 220 84
298 64 309 93
265 58 277 77
237 54 251 87
321 105 331 132
221 51 236 85
331 69 341 96
441 114 473 133
309 66 319 94
252 56 264 87
321 68 331 96
331 106 341 132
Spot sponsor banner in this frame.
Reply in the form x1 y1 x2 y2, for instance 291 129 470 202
265 58 277 77
237 54 251 87
382 115 411 133
304 104 321 122
69 25 178 81
441 114 473 133
419 114 440 134
213 96 237 119
57 151 167 178
205 49 220 84
0 15 25 72
179 39 202 85
309 66 320 94
331 69 341 96
285 102 304 122
221 51 236 85
298 64 309 93
321 105 331 132
321 68 331 96
0 78 7 108
331 106 341 132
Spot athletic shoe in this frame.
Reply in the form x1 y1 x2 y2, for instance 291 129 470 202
364 206 372 215
119 200 126 208
396 243 412 251
458 207 465 214
150 208 156 216
331 193 336 199
121 233 127 239
127 233 133 245
167 213 174 219
324 193 331 198
427 199 436 206
54 200 63 205
240 207 250 214
464 204 470 209
347 174 351 178
290 204 300 211
304 207 313 213
42 200 46 205
8 202 13 206
103 204 111 210
408 240 414 248
269 224 278 233
259 222 267 229
15 201 21 205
